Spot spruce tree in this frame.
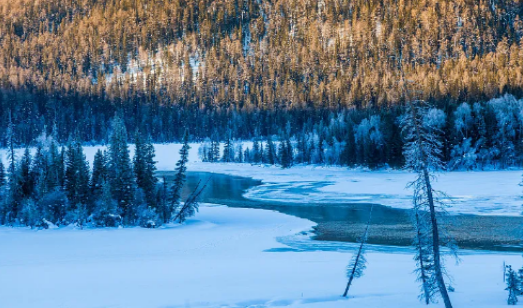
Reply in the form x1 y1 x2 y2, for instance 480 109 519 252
47 140 61 192
210 131 220 162
32 144 49 200
402 100 454 308
107 116 135 222
252 139 262 164
91 149 107 198
64 141 90 209
222 131 233 162
5 112 21 222
133 132 157 207
265 136 277 165
506 265 520 305
237 143 244 163
169 130 190 222
19 148 34 199
0 158 5 188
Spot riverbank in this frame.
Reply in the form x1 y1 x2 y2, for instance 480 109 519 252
0 203 518 308
3 143 523 216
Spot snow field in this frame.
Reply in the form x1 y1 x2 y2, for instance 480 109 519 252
0 204 519 308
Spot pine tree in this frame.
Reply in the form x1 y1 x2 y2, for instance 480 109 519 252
47 140 61 192
5 111 21 222
402 100 454 308
252 139 262 164
133 131 157 207
237 143 244 163
32 144 49 200
222 130 233 162
19 148 34 199
107 116 135 222
168 130 190 222
343 206 373 297
92 180 121 227
506 265 520 305
210 131 220 162
278 136 293 168
265 135 277 165
91 149 107 198
64 141 90 209
244 147 251 163
0 158 5 188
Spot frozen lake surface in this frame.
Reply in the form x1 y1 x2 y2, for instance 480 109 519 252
158 171 523 252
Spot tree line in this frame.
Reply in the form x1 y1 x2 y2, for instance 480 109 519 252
0 116 200 228
199 94 523 170
1 0 523 145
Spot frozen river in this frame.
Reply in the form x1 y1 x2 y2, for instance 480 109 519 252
157 171 523 252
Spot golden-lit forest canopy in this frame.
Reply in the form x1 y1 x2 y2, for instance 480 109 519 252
0 0 523 142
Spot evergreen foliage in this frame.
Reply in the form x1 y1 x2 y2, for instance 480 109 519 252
506 265 520 305
402 100 455 308
107 116 135 223
0 119 200 228
134 132 158 208
168 130 191 223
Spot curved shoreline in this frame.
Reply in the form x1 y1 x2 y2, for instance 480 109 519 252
159 171 523 252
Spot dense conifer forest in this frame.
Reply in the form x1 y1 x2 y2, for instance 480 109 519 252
1 0 523 168
0 116 199 227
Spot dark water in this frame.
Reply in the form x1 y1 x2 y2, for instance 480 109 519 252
158 171 523 252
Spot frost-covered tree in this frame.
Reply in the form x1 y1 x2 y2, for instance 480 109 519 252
64 141 90 210
133 132 157 207
413 208 437 304
168 130 190 222
243 147 251 163
354 116 384 167
91 149 107 198
401 100 454 308
19 148 34 199
506 265 520 305
343 206 372 298
47 140 62 192
265 135 277 165
449 103 478 170
222 130 234 163
107 116 135 222
252 138 262 164
32 144 49 200
236 143 244 163
0 158 5 188
278 136 293 169
210 131 220 162
92 180 121 227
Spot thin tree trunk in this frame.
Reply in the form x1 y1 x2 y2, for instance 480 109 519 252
343 205 373 298
423 168 453 308
343 247 361 297
415 209 431 305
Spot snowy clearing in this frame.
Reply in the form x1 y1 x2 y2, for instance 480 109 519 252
0 204 519 308
3 143 522 216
